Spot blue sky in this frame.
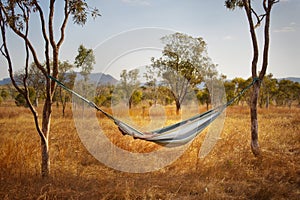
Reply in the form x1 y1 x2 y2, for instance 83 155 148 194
0 0 299 80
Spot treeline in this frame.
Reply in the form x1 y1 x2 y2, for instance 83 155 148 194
224 74 300 108
1 72 299 113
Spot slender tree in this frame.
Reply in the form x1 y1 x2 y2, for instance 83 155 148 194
0 0 99 178
57 60 76 117
225 0 278 156
74 44 95 81
150 32 217 114
117 69 140 109
259 73 277 108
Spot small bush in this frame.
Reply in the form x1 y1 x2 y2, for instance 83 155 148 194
14 87 36 107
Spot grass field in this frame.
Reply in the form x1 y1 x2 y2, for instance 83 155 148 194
0 103 299 199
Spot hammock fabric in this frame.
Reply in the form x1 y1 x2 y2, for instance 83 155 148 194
49 75 257 145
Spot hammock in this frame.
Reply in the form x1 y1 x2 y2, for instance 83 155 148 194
49 75 257 145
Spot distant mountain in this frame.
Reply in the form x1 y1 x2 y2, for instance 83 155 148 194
75 72 118 85
0 78 11 85
0 72 118 86
282 77 300 83
0 74 298 86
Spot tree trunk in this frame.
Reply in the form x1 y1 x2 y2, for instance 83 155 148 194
175 99 181 115
266 92 269 109
41 137 50 178
41 96 52 178
250 81 261 156
62 103 66 117
129 96 132 109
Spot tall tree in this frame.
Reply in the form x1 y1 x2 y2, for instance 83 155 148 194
57 60 76 117
74 44 95 81
225 0 278 156
15 62 46 107
117 69 140 109
276 79 294 107
0 0 99 178
259 73 277 108
150 32 217 114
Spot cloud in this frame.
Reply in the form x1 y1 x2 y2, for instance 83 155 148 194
121 0 151 6
223 35 233 40
273 22 296 33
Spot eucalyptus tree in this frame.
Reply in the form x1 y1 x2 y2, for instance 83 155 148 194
259 73 277 108
75 44 95 81
150 32 217 114
0 0 100 178
225 0 279 156
117 69 140 109
57 60 76 117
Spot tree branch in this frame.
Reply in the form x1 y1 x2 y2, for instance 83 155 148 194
0 3 47 77
34 2 50 74
19 2 47 142
57 0 71 48
243 0 259 78
48 0 56 51
1 6 46 142
0 12 23 95
259 0 274 80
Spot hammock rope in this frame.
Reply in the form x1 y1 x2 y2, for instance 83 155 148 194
49 75 257 144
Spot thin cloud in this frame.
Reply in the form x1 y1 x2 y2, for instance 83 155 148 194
223 35 233 40
273 22 296 33
121 0 151 6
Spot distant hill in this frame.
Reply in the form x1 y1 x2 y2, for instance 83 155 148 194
0 74 299 86
282 77 300 83
0 72 118 86
74 72 118 85
0 78 11 86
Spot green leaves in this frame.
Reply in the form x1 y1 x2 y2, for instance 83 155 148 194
152 32 217 88
225 0 244 10
69 0 100 26
74 44 95 80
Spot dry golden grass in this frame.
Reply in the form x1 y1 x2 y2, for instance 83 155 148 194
0 103 299 199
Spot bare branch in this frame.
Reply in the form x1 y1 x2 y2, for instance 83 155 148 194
34 2 50 73
259 0 276 80
57 0 71 48
0 3 47 77
48 0 56 51
250 8 260 23
242 0 259 78
0 26 23 95
13 2 47 142
263 0 268 12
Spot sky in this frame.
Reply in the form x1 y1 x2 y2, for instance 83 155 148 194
0 0 299 80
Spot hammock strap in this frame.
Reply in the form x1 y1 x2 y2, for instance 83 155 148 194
48 75 115 121
48 75 257 137
49 74 257 116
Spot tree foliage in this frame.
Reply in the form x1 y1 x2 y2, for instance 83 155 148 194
0 88 9 100
150 32 217 113
224 76 300 108
95 84 114 107
15 87 36 107
56 60 76 117
75 44 95 80
116 69 140 109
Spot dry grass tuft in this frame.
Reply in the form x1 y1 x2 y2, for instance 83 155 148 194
0 103 299 199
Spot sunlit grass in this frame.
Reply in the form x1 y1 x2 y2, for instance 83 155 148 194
0 103 299 199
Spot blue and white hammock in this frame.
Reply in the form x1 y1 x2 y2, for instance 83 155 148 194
49 75 256 145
